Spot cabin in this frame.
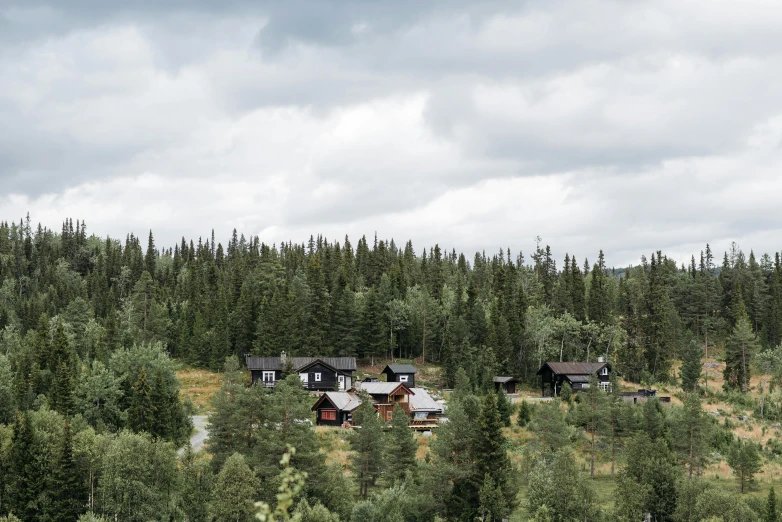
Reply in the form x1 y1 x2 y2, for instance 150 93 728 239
382 364 417 387
358 381 414 422
246 352 356 391
493 376 519 394
311 383 443 429
536 358 614 396
312 391 362 426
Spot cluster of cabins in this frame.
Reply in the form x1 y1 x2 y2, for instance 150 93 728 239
246 354 444 429
247 353 670 429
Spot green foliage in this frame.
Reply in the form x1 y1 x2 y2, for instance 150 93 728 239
529 399 569 457
680 339 703 393
517 399 531 427
724 315 760 392
351 392 385 498
496 389 513 427
727 438 762 493
211 452 260 522
527 449 600 522
384 404 417 484
560 381 572 403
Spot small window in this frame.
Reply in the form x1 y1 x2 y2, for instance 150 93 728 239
300 373 308 382
315 373 322 382
262 371 275 382
599 382 611 392
387 411 393 421
600 367 609 376
399 375 409 382
321 410 336 421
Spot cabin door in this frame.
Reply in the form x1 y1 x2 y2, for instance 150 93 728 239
339 375 345 390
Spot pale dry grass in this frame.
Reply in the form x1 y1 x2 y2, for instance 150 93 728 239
177 368 223 413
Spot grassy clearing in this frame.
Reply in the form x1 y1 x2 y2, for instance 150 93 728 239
177 367 223 414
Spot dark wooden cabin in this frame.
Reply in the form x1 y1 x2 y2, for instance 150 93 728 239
312 392 362 426
381 364 417 387
536 359 614 397
493 376 519 394
246 353 356 391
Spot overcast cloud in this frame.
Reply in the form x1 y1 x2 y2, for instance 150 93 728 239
2 0 782 267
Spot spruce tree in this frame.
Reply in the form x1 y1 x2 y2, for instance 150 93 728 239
587 250 611 326
475 392 517 513
765 487 777 522
517 400 531 427
48 423 87 522
127 367 156 434
384 404 417 484
724 314 759 392
680 340 703 393
674 393 710 479
6 412 44 520
727 438 762 494
529 399 569 458
351 393 384 498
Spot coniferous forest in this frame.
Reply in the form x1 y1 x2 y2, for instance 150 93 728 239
4 216 782 521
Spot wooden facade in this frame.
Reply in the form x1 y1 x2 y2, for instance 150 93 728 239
382 364 417 388
246 354 355 391
536 361 614 397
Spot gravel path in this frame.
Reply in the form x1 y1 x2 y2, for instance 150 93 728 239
179 415 209 455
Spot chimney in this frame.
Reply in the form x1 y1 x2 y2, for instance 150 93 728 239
280 351 287 366
598 356 604 363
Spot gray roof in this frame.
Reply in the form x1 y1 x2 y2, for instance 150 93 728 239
246 356 356 372
536 362 609 376
493 376 518 383
357 381 414 395
320 391 362 412
565 375 591 383
383 364 417 374
410 388 442 413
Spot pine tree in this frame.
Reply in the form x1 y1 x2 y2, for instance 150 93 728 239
529 399 569 458
6 412 44 520
674 393 710 479
727 438 762 493
587 250 611 325
384 404 417 484
48 423 87 522
578 374 607 478
210 453 261 522
145 230 156 278
475 392 517 513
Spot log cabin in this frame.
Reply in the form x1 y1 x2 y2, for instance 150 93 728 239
493 376 519 394
246 352 356 391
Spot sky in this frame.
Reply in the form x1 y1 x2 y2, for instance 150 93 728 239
2 0 782 268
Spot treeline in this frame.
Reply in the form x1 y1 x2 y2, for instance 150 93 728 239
2 217 781 388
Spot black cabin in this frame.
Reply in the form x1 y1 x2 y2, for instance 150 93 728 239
246 353 356 391
536 360 614 397
493 376 519 394
382 364 417 387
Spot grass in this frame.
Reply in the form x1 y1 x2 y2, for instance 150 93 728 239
176 367 223 414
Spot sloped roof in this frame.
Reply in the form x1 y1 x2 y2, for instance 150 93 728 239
246 356 356 372
565 375 590 383
536 362 609 376
410 388 442 412
493 376 519 383
357 381 414 396
383 364 417 374
312 392 362 412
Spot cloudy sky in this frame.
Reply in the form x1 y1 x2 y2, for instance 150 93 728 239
2 0 782 267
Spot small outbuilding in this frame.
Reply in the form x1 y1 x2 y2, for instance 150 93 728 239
382 364 418 387
493 376 519 394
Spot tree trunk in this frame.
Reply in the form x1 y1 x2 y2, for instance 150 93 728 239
689 424 694 479
741 341 748 393
611 416 616 476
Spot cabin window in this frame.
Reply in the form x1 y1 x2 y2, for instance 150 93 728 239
321 410 336 421
300 373 308 383
399 375 409 382
599 381 611 392
315 373 322 382
387 411 393 421
262 371 275 382
600 367 609 376
338 375 345 389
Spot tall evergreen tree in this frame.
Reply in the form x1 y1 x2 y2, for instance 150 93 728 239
48 423 87 522
384 404 417 484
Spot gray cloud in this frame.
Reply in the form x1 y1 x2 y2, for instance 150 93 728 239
2 0 782 265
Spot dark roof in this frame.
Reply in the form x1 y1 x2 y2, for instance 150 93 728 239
383 364 417 374
536 362 609 376
493 376 519 383
565 375 590 383
246 356 356 372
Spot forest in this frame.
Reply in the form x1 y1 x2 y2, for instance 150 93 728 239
3 215 782 521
